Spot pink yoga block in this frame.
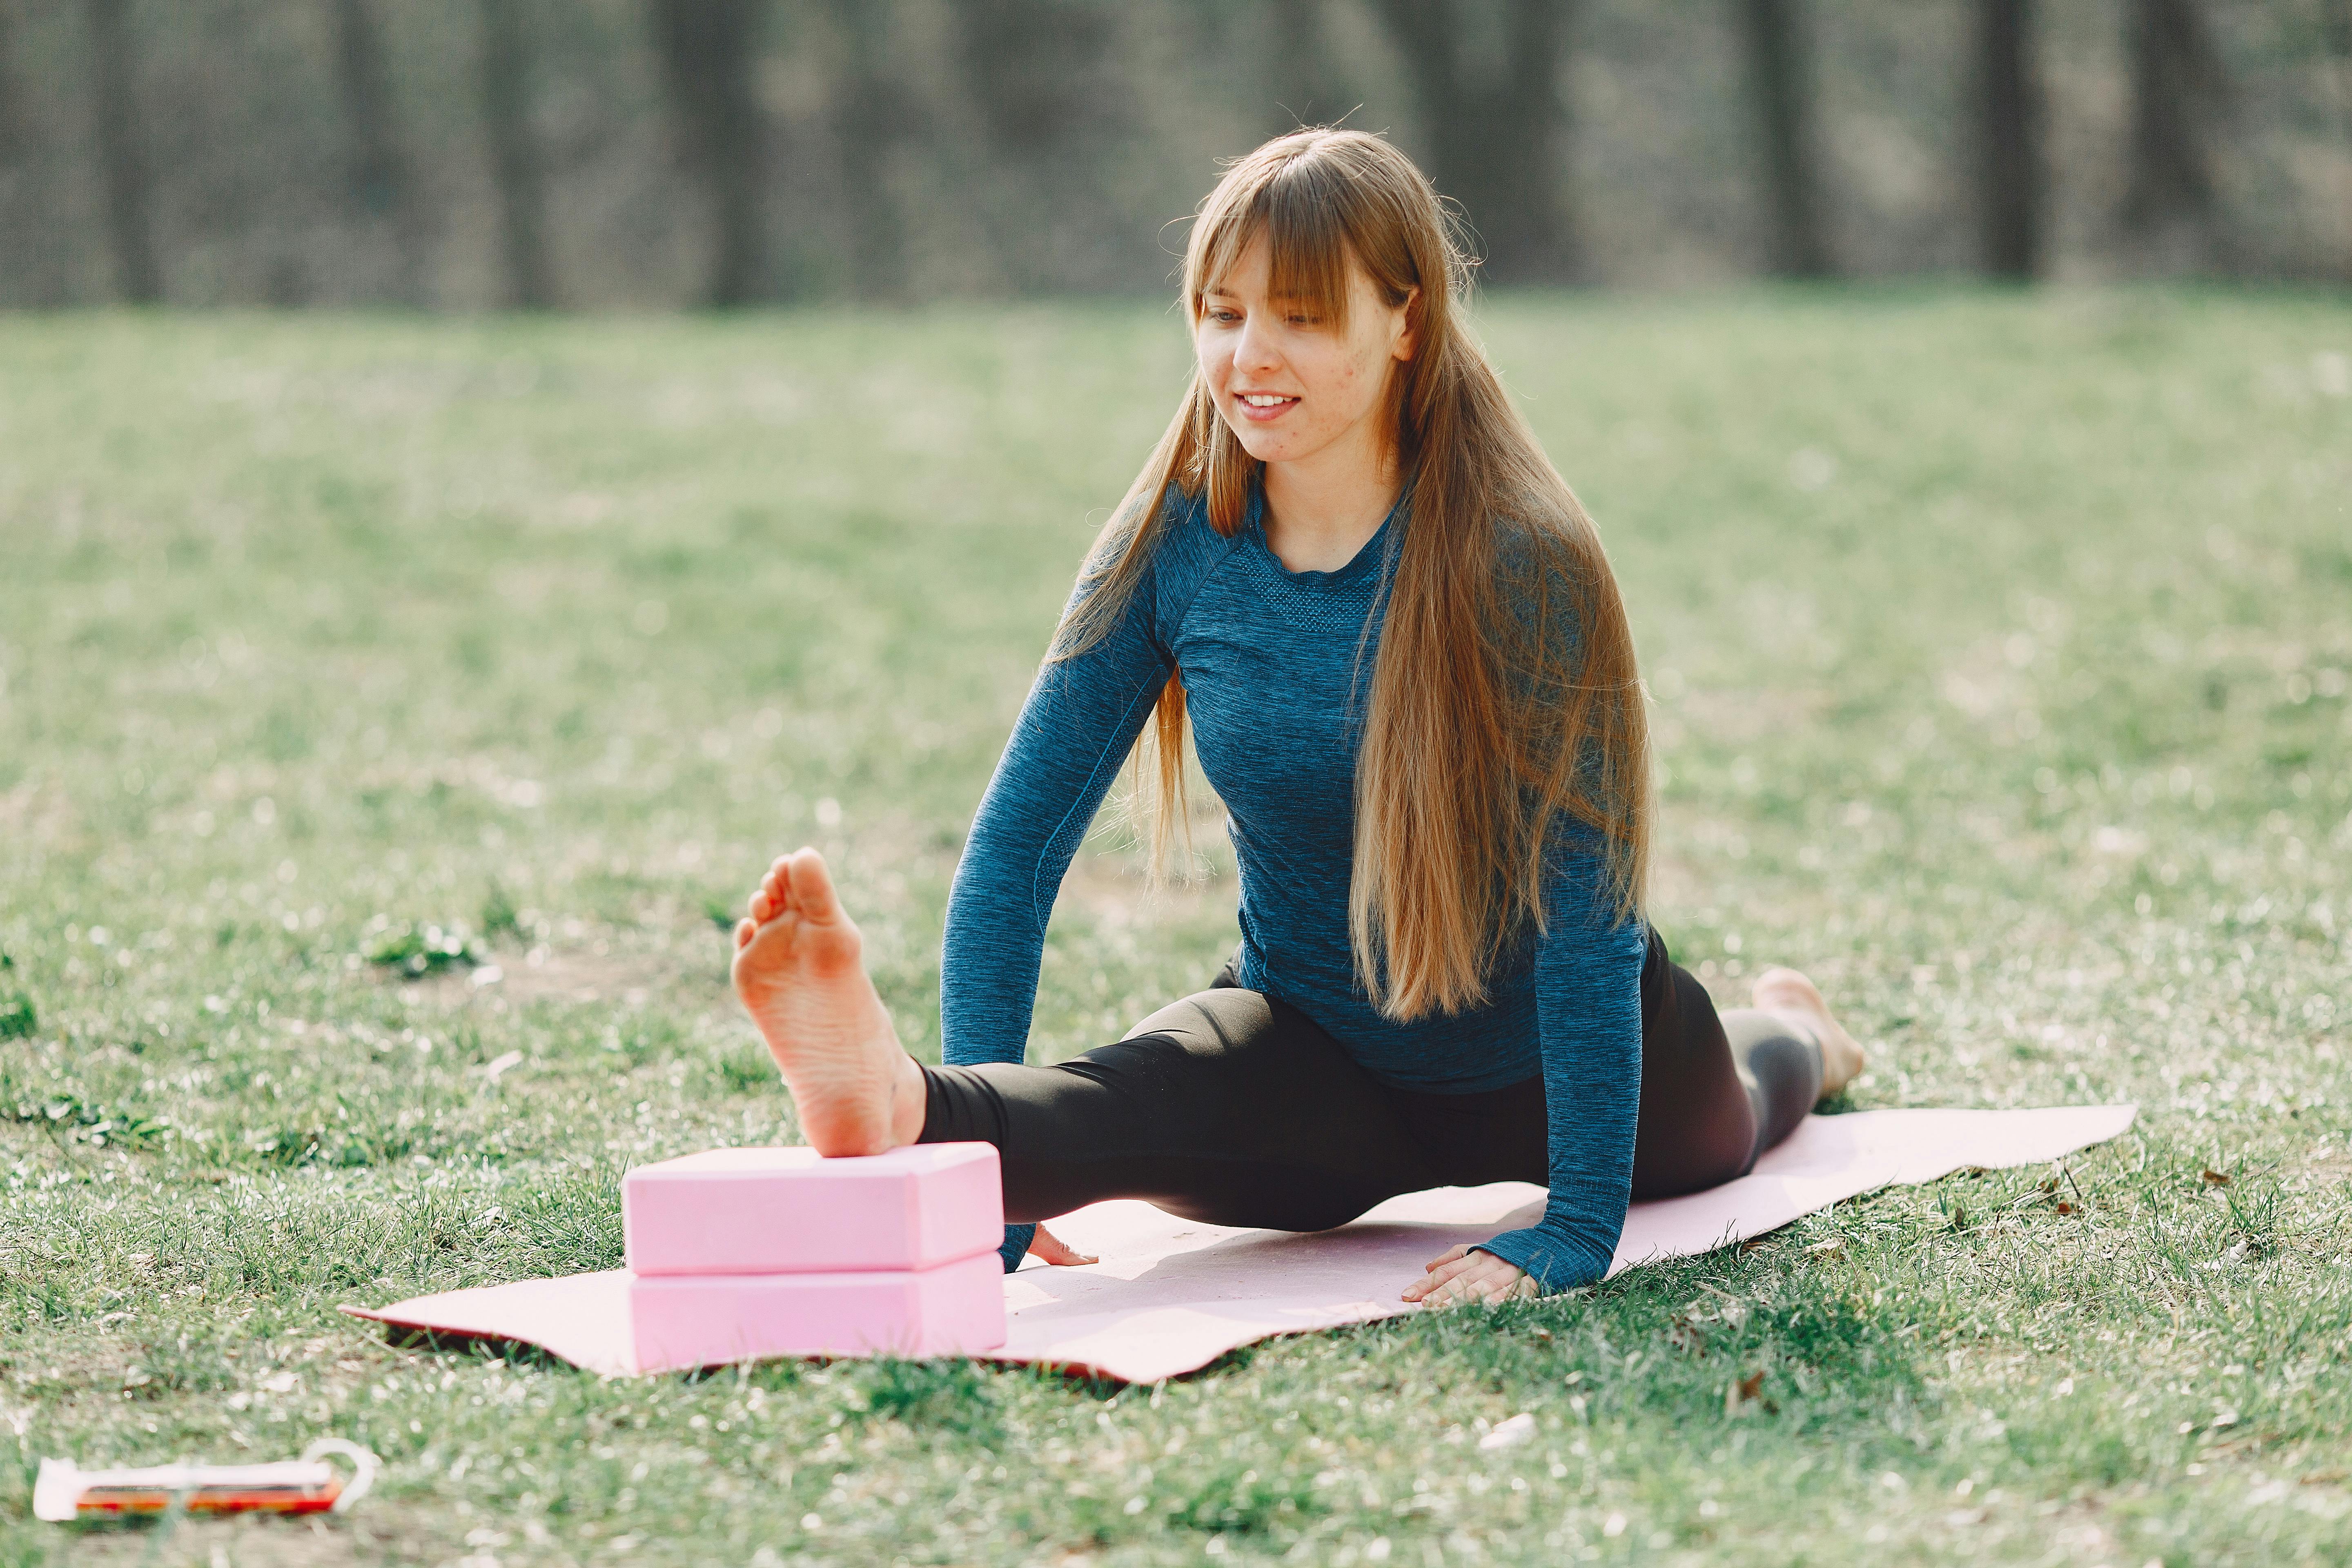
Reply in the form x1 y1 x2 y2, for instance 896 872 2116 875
621 1143 1002 1276
628 1251 1007 1369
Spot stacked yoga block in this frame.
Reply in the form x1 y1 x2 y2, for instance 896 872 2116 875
620 1143 1007 1367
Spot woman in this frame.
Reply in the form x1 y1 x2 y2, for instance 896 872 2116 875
728 129 1864 1307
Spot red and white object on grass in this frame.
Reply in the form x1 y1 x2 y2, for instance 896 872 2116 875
622 1143 1002 1276
33 1439 376 1521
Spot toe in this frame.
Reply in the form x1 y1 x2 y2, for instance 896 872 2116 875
786 848 842 923
735 917 757 951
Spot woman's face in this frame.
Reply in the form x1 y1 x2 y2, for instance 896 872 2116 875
1195 236 1416 471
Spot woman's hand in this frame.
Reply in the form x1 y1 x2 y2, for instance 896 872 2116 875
1402 1244 1539 1307
1027 1224 1098 1267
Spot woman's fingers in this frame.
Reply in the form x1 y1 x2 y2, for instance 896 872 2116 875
1422 1243 1473 1272
1401 1249 1484 1303
1027 1224 1098 1267
1402 1249 1535 1307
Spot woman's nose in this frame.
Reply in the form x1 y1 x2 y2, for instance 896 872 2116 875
1232 319 1282 374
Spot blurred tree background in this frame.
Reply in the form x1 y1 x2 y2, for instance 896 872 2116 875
0 0 2345 309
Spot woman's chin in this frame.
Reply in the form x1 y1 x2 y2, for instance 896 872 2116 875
1229 427 1311 466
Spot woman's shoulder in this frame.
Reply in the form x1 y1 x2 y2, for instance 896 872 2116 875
1059 483 1229 646
1133 482 1234 590
1155 480 1223 546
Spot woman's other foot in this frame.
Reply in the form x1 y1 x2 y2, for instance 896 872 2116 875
731 847 926 1156
1751 967 1866 1100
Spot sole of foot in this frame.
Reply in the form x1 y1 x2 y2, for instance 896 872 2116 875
1751 966 1867 1100
730 846 926 1156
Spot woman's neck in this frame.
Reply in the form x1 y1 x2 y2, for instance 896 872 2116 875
1260 433 1400 575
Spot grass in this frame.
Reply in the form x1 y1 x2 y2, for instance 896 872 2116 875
0 286 2347 1566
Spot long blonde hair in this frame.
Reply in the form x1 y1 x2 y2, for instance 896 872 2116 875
1055 128 1650 1022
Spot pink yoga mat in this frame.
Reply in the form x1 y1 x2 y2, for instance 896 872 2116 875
344 1104 2135 1383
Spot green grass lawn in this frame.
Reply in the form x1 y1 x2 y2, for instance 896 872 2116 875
1 288 2348 1567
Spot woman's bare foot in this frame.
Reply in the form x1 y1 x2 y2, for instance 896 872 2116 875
1027 1225 1098 1267
1751 967 1867 1100
731 847 926 1156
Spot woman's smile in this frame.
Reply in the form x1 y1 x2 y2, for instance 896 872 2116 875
1233 389 1301 421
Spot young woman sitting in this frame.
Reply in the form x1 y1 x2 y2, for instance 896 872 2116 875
727 129 1864 1307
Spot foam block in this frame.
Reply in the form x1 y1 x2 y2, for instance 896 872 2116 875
622 1143 1002 1276
628 1250 1007 1368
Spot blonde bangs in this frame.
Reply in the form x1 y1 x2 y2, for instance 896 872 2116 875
1187 160 1356 332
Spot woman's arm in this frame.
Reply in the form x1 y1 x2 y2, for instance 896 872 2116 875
1457 832 1646 1294
940 548 1176 1265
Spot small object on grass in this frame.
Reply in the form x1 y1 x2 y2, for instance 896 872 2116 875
1806 1237 1844 1256
2200 1167 2230 1186
1478 1412 1536 1451
0 989 35 1040
480 883 522 940
365 923 479 979
33 1438 375 1521
1726 1370 1766 1414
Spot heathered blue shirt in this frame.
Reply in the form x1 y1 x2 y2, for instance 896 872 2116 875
940 481 1646 1291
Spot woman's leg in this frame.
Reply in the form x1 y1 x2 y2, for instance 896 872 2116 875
920 987 1441 1230
733 847 1440 1229
1368 930 1852 1203
1627 929 1851 1200
731 847 1864 1220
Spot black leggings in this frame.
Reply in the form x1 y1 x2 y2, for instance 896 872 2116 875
918 928 1822 1231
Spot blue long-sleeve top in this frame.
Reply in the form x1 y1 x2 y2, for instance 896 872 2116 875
940 481 1646 1291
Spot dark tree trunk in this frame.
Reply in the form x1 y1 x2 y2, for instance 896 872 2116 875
825 0 906 302
952 0 1114 156
1372 0 1473 214
478 0 553 308
0 0 25 164
1267 0 1346 131
85 0 161 303
2331 0 2352 272
329 0 425 302
1972 0 2044 280
2121 0 2225 257
1738 0 1832 278
1477 0 1579 283
649 0 768 307
948 0 1118 291
1373 0 1578 285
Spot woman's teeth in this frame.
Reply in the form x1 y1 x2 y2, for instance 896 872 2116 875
1241 394 1294 407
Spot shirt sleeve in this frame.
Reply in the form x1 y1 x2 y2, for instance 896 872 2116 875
939 536 1177 1270
1468 827 1646 1292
